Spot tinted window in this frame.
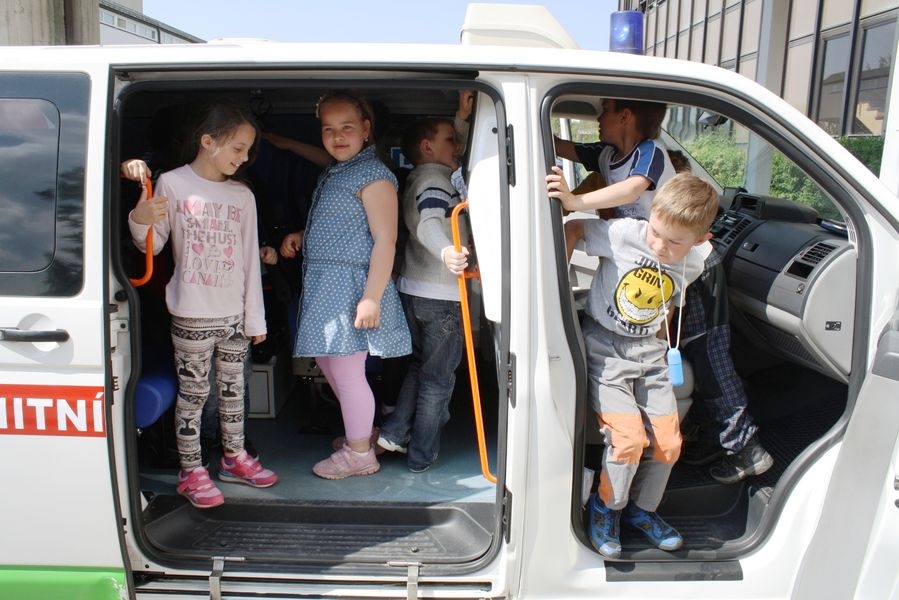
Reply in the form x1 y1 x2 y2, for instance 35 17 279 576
0 99 60 271
0 73 89 296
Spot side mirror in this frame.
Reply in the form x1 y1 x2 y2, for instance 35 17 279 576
698 111 728 127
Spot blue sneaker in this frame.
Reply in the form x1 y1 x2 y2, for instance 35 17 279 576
621 502 683 551
587 494 621 559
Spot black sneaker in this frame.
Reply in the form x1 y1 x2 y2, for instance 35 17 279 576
709 436 774 484
408 452 436 473
679 436 726 466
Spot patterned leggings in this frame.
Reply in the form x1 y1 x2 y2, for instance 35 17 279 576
171 314 248 470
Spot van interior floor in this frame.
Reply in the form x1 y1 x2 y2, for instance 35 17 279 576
136 370 500 564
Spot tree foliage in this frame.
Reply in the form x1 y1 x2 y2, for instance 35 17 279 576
683 129 745 188
683 129 885 222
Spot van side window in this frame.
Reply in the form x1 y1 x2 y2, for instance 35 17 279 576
0 74 88 296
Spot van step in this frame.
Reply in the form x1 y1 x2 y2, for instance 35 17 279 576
143 497 494 564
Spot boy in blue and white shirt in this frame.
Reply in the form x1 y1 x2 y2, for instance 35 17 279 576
549 98 675 218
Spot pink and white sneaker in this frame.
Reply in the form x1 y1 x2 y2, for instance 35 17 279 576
177 466 225 509
219 450 278 488
313 445 380 480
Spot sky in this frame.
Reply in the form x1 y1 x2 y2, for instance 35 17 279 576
141 0 620 50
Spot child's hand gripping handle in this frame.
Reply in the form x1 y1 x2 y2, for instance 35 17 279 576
129 178 155 286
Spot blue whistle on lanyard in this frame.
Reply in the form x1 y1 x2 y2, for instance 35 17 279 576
667 347 684 387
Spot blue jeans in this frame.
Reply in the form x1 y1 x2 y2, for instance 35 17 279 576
380 294 463 470
201 350 253 441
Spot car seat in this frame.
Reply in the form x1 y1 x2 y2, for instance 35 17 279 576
134 348 177 429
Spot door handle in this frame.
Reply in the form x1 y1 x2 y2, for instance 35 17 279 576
0 327 70 342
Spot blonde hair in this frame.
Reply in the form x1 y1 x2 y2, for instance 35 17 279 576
650 172 720 236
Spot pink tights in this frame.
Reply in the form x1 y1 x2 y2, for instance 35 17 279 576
315 352 375 443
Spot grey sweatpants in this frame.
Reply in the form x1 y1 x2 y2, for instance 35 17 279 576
582 317 682 511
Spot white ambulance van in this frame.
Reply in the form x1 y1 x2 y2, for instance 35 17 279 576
1 5 898 599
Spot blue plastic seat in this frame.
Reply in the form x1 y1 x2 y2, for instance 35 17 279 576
134 354 177 429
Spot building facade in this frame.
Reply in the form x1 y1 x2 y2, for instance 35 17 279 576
99 0 201 44
619 0 899 138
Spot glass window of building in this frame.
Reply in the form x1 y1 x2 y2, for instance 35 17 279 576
852 20 896 134
816 34 851 134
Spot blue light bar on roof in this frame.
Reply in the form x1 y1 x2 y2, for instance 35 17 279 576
610 10 644 55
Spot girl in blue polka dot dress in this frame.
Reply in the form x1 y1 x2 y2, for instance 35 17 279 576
280 91 411 480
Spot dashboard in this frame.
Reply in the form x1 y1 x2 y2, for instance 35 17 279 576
710 191 855 383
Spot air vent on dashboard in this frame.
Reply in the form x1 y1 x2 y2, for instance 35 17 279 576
710 212 751 247
723 217 750 244
734 195 759 213
786 241 837 279
799 242 836 265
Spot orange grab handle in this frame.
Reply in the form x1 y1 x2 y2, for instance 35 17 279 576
129 178 155 287
451 201 496 484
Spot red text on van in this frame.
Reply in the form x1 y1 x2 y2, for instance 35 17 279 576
0 385 105 437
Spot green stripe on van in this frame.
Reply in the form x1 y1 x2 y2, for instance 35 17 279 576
0 567 126 599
